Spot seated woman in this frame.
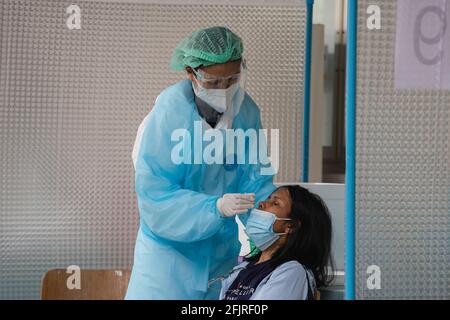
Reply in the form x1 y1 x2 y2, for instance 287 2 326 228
219 185 334 300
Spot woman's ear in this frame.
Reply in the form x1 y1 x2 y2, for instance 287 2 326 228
284 221 294 234
285 224 292 234
286 220 301 234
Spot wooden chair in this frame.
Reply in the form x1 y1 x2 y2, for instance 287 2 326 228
41 269 131 300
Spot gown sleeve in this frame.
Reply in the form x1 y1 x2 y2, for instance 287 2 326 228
134 101 227 243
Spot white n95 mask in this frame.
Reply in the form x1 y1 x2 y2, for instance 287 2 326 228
244 209 292 251
192 82 239 114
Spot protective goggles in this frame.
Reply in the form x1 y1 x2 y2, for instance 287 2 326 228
192 59 247 89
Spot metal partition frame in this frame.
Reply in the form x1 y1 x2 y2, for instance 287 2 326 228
345 0 357 301
302 0 314 182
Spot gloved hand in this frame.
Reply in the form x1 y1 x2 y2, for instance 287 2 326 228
216 193 255 217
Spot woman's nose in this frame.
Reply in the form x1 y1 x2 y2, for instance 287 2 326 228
259 201 268 210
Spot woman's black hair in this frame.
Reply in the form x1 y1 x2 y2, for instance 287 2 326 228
246 185 335 288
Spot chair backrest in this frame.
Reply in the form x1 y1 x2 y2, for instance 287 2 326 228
41 269 131 300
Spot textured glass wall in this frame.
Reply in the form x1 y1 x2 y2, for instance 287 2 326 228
355 0 449 299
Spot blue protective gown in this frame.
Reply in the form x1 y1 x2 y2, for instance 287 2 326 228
125 79 275 300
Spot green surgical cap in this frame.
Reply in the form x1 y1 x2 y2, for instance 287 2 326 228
170 26 243 71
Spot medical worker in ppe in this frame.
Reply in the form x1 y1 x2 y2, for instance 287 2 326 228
125 26 276 300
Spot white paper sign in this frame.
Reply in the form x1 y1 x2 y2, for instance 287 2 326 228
395 0 450 90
